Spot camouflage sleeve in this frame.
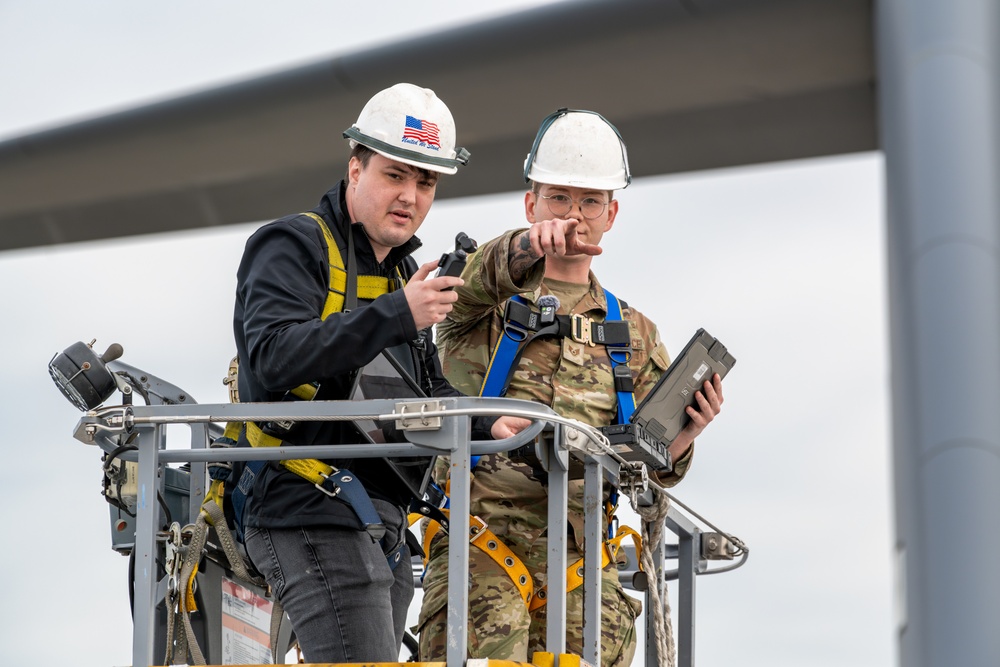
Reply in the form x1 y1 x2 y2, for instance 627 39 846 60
439 229 545 340
661 445 695 487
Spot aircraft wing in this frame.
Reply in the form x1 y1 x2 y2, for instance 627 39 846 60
0 0 874 251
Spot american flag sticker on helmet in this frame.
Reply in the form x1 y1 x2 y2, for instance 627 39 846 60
402 115 441 148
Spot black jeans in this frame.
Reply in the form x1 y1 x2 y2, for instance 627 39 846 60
244 499 413 662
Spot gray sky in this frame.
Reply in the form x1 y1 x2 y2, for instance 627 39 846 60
0 2 894 666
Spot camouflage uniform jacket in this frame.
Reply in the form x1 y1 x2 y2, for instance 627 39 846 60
433 228 694 560
417 230 697 652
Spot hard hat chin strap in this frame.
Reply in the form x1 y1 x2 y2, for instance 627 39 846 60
523 108 570 182
522 108 632 187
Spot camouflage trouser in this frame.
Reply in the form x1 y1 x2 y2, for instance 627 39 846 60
415 537 641 667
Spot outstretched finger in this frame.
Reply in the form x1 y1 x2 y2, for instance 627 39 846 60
572 241 604 256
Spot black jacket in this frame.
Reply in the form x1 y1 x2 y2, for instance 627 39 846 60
233 182 495 531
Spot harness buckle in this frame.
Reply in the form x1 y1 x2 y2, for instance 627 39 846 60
613 363 635 393
503 321 529 342
571 314 592 345
468 515 489 542
501 299 531 341
315 469 343 497
618 461 650 498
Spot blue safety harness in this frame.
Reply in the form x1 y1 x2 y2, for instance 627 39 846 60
419 288 635 560
472 289 634 528
479 289 635 419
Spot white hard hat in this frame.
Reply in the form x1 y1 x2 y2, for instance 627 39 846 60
523 109 631 190
343 83 470 175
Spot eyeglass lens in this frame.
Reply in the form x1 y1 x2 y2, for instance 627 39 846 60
541 194 608 219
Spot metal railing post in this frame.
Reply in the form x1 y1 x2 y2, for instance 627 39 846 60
546 423 569 655
445 410 472 667
187 422 209 524
666 508 702 667
581 458 604 666
676 526 699 667
132 423 162 667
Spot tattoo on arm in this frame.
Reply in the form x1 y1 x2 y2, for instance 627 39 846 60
510 232 540 283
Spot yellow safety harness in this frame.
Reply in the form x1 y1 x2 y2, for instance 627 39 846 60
255 211 404 483
531 524 643 612
412 491 645 611
203 211 405 523
417 507 535 606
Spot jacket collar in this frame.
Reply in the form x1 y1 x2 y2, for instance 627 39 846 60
319 181 423 272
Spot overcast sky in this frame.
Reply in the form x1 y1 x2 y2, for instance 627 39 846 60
0 2 894 666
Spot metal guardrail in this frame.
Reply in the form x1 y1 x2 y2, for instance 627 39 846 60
73 391 715 667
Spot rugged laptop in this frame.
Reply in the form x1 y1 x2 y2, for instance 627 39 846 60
603 328 736 471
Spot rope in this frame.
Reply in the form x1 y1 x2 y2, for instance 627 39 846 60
164 580 192 664
164 502 280 664
169 519 208 665
163 589 178 664
201 499 264 586
633 488 676 667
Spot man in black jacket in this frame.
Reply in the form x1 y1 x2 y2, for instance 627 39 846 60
232 83 527 662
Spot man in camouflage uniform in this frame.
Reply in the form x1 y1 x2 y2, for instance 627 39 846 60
415 109 725 665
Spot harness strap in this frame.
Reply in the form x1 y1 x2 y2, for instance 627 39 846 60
200 422 242 520
201 479 227 524
480 290 633 407
603 291 636 424
479 294 530 397
419 508 534 607
528 525 644 612
417 504 644 611
302 211 400 315
221 420 243 442
167 500 284 664
244 422 387 542
499 295 632 346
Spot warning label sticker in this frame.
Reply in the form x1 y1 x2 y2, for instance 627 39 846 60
221 576 273 664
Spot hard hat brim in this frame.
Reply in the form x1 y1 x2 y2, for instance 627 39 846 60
344 128 468 175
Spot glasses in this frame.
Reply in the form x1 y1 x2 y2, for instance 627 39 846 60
536 193 610 219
